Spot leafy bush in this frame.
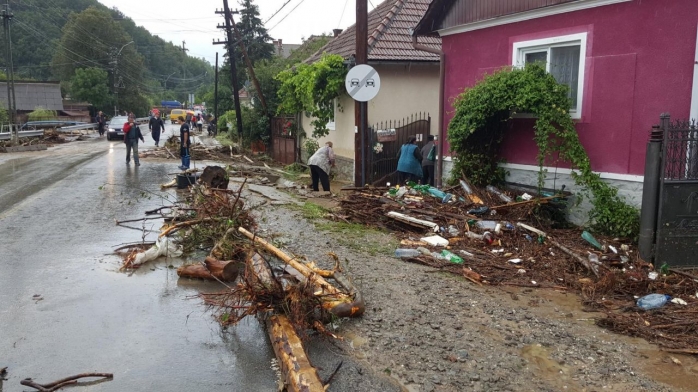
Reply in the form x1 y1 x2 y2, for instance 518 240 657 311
448 64 639 238
304 138 320 158
28 107 57 121
218 110 237 133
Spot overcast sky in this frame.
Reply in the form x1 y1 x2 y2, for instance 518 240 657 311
97 0 378 65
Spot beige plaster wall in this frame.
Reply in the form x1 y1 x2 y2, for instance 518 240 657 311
303 62 440 161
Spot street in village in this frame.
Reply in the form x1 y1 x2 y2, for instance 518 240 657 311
0 129 697 392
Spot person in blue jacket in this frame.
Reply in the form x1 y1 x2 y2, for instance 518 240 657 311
396 136 423 185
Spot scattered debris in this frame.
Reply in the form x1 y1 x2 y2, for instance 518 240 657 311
20 373 113 392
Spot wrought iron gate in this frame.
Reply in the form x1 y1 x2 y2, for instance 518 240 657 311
366 112 431 185
655 115 698 267
271 116 296 165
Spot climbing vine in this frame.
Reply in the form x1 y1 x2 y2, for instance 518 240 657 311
449 64 639 238
276 54 347 139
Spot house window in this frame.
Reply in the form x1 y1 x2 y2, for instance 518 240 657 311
326 99 337 131
513 32 587 119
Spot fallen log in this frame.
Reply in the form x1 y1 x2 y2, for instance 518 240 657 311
177 256 243 282
20 373 113 392
239 227 365 318
385 211 439 232
267 314 325 392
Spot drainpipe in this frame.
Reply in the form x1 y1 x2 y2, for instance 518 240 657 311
638 124 664 263
412 35 445 188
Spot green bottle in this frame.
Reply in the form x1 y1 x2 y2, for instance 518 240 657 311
441 250 464 264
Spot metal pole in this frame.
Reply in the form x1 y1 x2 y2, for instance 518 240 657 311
354 0 368 187
222 0 243 139
638 124 664 263
214 52 219 123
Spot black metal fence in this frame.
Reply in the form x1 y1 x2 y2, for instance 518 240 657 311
654 115 698 267
661 118 698 180
366 112 431 185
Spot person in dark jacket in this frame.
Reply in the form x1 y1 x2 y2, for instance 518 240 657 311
96 111 106 137
149 113 165 147
123 115 145 166
420 135 436 186
396 136 423 185
179 116 191 171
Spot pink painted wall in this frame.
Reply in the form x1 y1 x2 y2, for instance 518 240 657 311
441 0 697 175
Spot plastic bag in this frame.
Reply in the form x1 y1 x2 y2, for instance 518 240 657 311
427 145 436 162
132 237 183 267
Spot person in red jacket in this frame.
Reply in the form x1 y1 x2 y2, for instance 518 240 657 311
123 116 145 166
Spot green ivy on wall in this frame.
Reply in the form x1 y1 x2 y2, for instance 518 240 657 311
448 64 639 238
276 54 347 139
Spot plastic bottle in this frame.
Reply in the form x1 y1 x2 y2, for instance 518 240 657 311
416 247 431 255
467 206 489 216
459 179 474 195
476 220 497 230
636 294 671 310
447 225 460 236
427 187 452 203
581 231 603 250
440 250 464 264
465 231 484 240
486 185 513 203
394 248 421 258
503 222 515 231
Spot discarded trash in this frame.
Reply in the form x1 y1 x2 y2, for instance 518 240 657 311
458 250 474 258
127 237 183 269
421 235 449 247
486 185 513 203
494 223 502 234
491 248 504 254
671 298 688 306
447 225 460 236
521 193 533 201
459 179 484 204
386 211 439 232
508 258 523 264
636 294 671 310
581 231 603 250
476 220 497 230
395 248 421 258
608 245 618 254
648 271 659 280
482 231 494 245
517 269 526 274
465 231 484 240
441 250 464 264
467 206 489 216
417 247 431 255
427 187 453 203
524 234 533 242
620 244 630 252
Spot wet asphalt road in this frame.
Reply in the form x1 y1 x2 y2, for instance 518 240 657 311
0 127 277 391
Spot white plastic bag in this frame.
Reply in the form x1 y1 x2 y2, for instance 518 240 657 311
132 237 183 266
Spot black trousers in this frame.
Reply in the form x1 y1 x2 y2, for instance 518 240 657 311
310 165 330 191
422 165 435 186
397 171 419 185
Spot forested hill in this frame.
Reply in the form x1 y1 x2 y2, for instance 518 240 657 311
6 0 213 112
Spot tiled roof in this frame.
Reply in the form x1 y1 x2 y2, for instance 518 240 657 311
0 82 64 111
306 0 441 63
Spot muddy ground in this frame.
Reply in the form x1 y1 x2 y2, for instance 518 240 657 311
252 190 698 392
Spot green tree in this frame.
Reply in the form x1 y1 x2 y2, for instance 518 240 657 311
234 0 274 83
70 67 110 109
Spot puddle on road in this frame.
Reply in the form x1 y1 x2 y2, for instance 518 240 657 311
511 287 698 391
521 344 579 390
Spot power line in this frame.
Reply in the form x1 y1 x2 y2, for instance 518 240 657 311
337 0 350 28
264 0 293 24
267 0 308 32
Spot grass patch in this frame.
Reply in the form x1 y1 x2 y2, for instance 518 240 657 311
287 201 328 220
215 133 237 147
315 221 398 257
282 162 308 182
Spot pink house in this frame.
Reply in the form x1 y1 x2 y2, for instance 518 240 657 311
414 0 698 218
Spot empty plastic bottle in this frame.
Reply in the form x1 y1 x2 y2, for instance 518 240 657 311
486 185 513 203
394 248 421 258
441 250 464 264
427 187 453 203
581 231 603 250
636 294 671 310
467 206 489 216
476 220 498 230
465 231 484 240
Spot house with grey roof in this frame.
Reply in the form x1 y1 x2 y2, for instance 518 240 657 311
299 0 442 180
0 81 64 116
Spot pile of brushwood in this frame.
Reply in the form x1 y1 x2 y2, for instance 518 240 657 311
336 180 698 354
114 169 363 391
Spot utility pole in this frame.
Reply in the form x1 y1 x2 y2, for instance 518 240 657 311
181 41 189 108
214 52 219 123
110 41 132 116
214 1 243 139
354 0 368 186
2 0 17 144
230 14 267 113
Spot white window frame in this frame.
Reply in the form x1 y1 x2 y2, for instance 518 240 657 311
326 98 337 131
512 32 588 119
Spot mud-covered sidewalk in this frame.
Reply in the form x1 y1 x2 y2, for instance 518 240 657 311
256 193 698 392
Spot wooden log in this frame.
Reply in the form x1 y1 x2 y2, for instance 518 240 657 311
177 257 243 282
385 211 439 232
267 314 325 392
239 227 365 318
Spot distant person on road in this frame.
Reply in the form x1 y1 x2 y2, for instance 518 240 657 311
149 113 165 147
96 111 105 137
307 141 335 192
420 135 436 186
123 115 144 166
178 116 190 171
196 113 203 134
396 136 423 185
185 112 193 132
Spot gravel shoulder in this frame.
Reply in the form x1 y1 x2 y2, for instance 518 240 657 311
253 193 698 392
